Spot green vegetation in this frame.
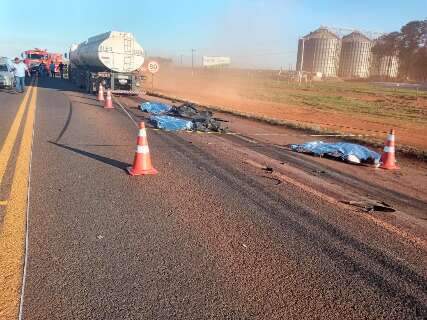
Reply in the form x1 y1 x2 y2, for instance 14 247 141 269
289 94 425 122
239 79 427 124
372 20 427 81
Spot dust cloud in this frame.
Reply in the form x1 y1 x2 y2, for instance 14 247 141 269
149 1 297 108
205 0 296 69
146 1 300 134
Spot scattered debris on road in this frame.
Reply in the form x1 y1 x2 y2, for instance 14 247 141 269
290 141 380 165
260 175 282 185
170 104 226 132
244 159 281 185
244 159 268 170
312 169 327 175
169 104 199 118
340 200 396 213
262 166 274 173
142 101 227 133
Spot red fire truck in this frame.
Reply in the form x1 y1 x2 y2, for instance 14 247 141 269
22 48 64 75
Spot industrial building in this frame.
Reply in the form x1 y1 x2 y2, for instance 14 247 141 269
296 27 341 78
370 54 399 78
339 32 372 78
296 27 399 79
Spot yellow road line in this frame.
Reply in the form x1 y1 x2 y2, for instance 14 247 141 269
0 84 33 188
0 83 37 319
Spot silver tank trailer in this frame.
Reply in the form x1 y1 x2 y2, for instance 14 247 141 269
69 31 145 94
70 31 144 73
339 32 372 78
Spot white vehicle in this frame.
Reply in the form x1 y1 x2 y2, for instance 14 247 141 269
0 58 14 89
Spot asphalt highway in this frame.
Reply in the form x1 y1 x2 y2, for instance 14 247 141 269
0 77 426 319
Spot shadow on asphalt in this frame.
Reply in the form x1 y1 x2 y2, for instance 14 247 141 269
67 94 98 101
0 78 33 94
48 141 129 171
34 76 84 93
53 102 73 143
0 88 19 95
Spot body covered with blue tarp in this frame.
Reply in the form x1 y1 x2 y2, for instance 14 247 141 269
290 141 380 165
139 102 171 114
141 102 226 132
149 115 193 132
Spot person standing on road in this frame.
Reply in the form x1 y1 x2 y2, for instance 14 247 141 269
59 62 64 79
39 61 46 77
50 62 56 78
11 57 30 93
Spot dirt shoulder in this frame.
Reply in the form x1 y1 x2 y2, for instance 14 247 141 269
146 68 427 156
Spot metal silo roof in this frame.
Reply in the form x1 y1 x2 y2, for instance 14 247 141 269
303 27 339 40
342 31 372 42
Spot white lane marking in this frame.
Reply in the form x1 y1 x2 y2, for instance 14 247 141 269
18 90 37 320
113 97 138 128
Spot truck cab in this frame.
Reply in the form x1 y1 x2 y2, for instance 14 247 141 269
22 49 64 75
23 49 49 74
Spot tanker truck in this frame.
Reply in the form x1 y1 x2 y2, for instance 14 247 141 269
69 31 144 95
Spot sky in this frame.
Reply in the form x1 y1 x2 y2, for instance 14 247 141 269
1 0 425 69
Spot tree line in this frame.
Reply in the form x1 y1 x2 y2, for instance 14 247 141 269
372 19 426 81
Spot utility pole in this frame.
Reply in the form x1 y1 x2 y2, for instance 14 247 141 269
180 54 183 66
191 49 196 76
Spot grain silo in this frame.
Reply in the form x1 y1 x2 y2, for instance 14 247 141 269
339 32 372 78
370 54 399 78
296 27 341 78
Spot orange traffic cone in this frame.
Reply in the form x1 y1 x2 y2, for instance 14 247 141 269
97 83 104 101
127 122 158 176
380 129 399 170
104 89 114 109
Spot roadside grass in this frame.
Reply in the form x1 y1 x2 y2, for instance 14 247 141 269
311 81 427 98
289 94 426 123
239 79 427 124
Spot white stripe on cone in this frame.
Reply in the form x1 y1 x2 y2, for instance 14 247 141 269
136 145 150 154
387 134 395 142
138 129 147 137
384 146 395 153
